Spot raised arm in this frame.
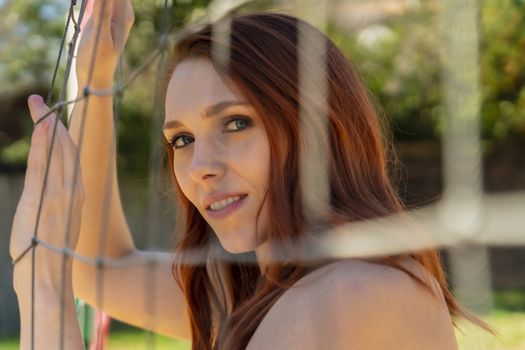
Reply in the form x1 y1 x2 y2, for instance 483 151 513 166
69 0 135 260
11 96 85 350
69 0 190 339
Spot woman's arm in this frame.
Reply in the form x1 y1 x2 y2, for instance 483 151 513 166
73 250 191 339
14 257 83 350
11 96 85 349
69 0 191 339
69 0 135 261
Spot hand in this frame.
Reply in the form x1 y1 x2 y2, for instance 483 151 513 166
76 0 134 89
10 95 85 295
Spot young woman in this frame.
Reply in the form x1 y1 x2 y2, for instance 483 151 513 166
11 0 491 349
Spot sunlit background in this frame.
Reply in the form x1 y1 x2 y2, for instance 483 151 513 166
1 0 524 349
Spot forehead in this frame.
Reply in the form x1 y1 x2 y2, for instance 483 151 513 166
165 58 242 118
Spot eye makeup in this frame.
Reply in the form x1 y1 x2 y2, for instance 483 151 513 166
165 114 253 149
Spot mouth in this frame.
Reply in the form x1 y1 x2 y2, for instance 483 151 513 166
206 194 248 211
205 194 248 219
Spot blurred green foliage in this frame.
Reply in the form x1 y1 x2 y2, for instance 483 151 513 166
328 7 443 140
0 1 66 86
112 0 213 179
1 0 524 177
494 289 525 311
330 0 525 141
480 0 525 140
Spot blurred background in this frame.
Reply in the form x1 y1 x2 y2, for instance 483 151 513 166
0 0 524 349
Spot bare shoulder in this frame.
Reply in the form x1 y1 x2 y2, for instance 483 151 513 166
247 258 458 350
317 258 458 349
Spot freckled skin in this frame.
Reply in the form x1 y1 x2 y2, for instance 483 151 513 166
164 58 272 255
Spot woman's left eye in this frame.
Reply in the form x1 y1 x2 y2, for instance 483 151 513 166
224 116 252 132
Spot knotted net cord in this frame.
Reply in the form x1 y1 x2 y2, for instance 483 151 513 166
16 0 524 348
29 1 88 348
23 1 251 349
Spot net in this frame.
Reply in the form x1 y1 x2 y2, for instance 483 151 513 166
11 0 524 349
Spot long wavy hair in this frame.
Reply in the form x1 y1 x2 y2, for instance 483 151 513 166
164 12 493 350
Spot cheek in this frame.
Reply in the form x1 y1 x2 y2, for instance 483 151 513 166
173 162 193 201
258 134 272 187
235 132 270 187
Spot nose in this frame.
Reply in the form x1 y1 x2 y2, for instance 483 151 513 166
188 140 225 183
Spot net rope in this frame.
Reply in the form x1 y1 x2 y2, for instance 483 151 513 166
18 0 524 348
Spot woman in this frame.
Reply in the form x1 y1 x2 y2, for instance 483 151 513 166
11 0 491 349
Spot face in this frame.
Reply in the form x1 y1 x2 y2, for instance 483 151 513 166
164 58 271 254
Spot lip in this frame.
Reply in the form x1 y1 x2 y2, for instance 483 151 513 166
203 192 248 220
202 192 248 209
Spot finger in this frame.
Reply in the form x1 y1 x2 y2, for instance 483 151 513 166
47 118 74 192
52 128 85 245
59 127 83 193
28 95 60 130
92 0 113 35
80 0 94 31
27 96 66 192
37 124 81 247
25 95 53 190
28 96 83 194
112 0 134 45
37 109 84 196
24 118 50 193
28 95 48 124
48 124 65 192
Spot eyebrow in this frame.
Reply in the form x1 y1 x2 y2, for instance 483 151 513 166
163 101 251 131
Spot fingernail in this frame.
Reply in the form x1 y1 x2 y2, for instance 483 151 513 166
28 95 44 109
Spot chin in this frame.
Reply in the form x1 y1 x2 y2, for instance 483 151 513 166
213 230 259 255
217 236 257 255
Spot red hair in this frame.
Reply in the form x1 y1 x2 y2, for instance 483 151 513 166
164 12 493 350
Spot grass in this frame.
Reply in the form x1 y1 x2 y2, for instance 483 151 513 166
455 310 525 349
106 329 191 350
0 339 18 350
0 328 190 350
1 309 523 349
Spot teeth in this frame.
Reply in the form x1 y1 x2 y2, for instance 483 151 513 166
209 195 242 211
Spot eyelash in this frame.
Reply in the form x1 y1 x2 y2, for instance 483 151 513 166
165 115 253 149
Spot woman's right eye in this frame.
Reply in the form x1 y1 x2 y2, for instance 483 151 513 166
169 134 194 149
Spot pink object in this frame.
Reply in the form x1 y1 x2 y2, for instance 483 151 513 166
89 310 111 350
80 0 95 30
28 95 44 108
